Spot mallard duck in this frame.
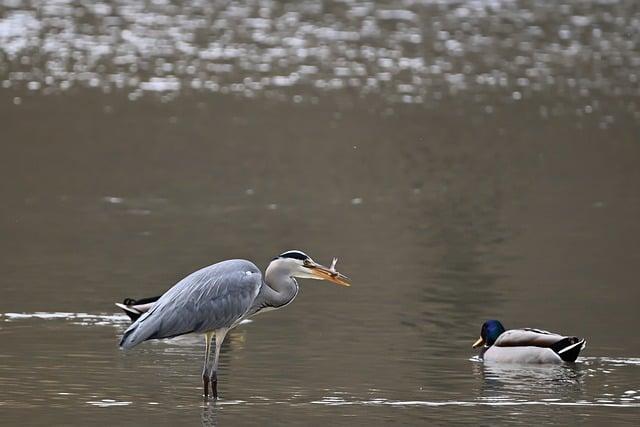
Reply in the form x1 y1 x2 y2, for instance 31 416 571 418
115 296 160 322
472 320 586 363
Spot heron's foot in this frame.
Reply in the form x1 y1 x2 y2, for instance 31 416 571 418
211 380 218 399
210 372 218 399
203 374 210 398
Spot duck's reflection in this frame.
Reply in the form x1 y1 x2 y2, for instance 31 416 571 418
473 361 585 401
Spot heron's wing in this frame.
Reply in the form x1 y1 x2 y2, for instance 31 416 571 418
494 328 565 348
120 260 262 348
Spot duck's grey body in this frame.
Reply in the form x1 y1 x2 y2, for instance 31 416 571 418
482 345 564 363
474 322 586 364
481 331 567 363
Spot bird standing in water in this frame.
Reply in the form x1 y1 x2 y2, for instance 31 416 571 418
119 250 350 398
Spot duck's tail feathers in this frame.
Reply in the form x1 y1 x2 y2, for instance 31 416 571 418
551 337 587 362
115 303 144 321
123 296 161 306
115 296 161 321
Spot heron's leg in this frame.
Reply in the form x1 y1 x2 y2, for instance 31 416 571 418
202 332 214 398
210 328 228 399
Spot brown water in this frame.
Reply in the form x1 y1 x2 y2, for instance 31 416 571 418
1 1 640 425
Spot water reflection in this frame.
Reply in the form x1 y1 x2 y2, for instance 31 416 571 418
201 402 219 427
2 2 640 425
1 311 639 427
473 359 585 401
1 0 640 125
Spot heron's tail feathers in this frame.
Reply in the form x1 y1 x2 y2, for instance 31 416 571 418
119 315 156 349
119 326 138 349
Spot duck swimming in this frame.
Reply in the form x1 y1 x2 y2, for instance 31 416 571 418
116 296 160 322
472 320 586 363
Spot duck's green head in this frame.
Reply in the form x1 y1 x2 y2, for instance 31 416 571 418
472 320 506 348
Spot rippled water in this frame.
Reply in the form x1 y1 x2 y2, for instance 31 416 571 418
2 312 640 425
2 0 640 122
2 0 640 425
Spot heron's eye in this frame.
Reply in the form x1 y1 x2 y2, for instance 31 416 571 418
303 259 313 267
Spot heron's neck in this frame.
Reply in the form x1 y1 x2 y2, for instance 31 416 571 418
263 265 299 308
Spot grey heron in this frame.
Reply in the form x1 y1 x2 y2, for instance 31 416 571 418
118 250 350 398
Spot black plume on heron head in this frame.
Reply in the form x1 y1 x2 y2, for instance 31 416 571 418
269 250 350 286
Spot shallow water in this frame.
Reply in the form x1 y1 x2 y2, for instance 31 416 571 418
1 313 640 425
2 0 640 425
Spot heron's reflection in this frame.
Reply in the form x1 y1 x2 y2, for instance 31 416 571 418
162 328 248 354
472 361 585 401
201 400 219 427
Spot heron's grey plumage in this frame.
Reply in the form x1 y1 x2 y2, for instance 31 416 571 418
117 250 349 398
120 260 263 349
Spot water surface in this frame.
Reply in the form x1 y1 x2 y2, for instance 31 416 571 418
1 0 640 425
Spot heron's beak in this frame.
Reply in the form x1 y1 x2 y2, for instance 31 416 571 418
308 262 351 287
472 337 485 348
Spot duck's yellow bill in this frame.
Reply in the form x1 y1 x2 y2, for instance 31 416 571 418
472 337 485 348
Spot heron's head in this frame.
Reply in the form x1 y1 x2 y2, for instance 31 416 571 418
472 320 506 348
268 250 350 286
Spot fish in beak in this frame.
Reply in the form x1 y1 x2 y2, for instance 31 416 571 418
472 337 485 348
308 258 351 286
